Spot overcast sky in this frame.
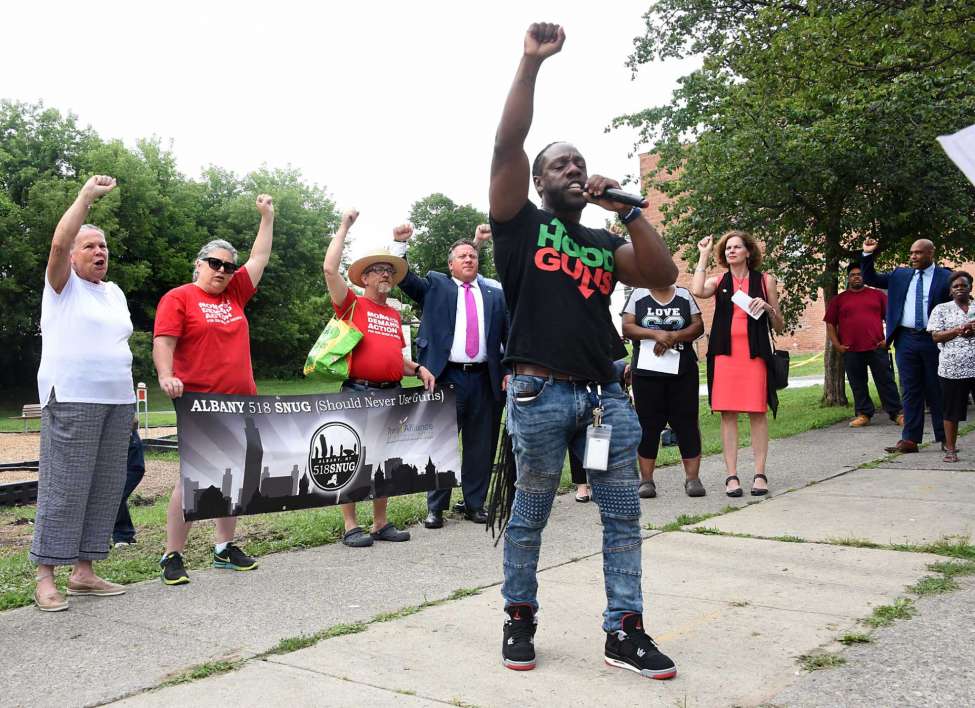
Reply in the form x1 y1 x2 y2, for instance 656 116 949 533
6 1 698 250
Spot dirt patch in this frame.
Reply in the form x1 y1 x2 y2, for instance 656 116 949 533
0 427 178 464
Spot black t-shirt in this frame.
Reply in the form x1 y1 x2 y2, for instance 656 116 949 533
491 201 628 382
622 286 700 378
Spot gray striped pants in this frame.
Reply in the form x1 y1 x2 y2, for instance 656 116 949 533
30 392 135 566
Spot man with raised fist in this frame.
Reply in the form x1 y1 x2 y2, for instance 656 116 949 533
488 22 678 679
861 237 952 453
393 223 507 529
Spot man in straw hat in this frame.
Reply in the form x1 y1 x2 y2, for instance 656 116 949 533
488 22 679 678
322 208 436 548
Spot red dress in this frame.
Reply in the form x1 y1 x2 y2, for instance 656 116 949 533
711 278 768 413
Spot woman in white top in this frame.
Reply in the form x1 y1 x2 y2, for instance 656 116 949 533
927 270 975 462
31 175 136 611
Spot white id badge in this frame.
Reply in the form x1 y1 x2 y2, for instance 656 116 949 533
583 424 612 471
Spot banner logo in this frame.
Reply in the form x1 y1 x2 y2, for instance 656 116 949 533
308 421 362 492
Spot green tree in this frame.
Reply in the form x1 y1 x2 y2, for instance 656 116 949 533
614 0 975 404
0 100 340 389
406 193 494 281
194 166 338 378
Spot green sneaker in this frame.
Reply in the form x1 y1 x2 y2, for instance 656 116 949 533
160 551 190 586
213 543 258 571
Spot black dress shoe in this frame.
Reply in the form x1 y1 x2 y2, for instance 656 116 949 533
424 511 444 529
464 507 488 524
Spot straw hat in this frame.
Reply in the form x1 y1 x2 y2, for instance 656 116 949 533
347 249 408 287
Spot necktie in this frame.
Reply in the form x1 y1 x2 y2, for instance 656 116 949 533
463 283 479 358
914 269 924 328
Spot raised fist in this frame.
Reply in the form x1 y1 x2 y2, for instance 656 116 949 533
862 237 878 254
698 236 713 254
341 209 359 229
392 223 413 242
256 194 274 218
80 175 117 203
473 224 492 245
524 23 565 59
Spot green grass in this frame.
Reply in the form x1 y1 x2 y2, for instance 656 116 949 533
798 652 847 671
863 598 916 627
907 575 959 596
0 378 871 611
160 659 244 687
0 491 430 611
928 560 975 578
838 632 873 645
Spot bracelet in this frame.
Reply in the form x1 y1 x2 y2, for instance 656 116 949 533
414 364 423 376
695 267 706 272
620 207 642 225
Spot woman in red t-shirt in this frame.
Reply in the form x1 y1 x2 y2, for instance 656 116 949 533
152 195 275 586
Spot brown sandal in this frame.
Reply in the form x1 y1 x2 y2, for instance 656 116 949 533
943 449 959 463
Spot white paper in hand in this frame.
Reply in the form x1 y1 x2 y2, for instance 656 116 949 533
731 289 761 319
937 123 975 186
637 340 680 374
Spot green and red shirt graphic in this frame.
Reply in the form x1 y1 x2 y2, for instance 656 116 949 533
491 201 628 382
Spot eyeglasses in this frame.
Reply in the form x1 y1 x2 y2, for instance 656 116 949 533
201 257 237 274
364 265 395 276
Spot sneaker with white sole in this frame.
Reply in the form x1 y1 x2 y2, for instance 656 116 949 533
502 603 537 670
604 612 676 680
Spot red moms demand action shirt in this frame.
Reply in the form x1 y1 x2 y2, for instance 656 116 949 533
154 266 258 395
335 290 405 383
823 287 888 352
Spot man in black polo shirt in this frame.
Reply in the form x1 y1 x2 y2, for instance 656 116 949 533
489 22 679 679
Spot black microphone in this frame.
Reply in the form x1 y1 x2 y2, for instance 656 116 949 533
601 188 646 208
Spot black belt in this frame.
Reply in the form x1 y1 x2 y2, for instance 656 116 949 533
346 379 399 389
447 362 487 372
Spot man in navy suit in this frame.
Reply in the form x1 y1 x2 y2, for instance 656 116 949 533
861 237 952 453
393 224 507 527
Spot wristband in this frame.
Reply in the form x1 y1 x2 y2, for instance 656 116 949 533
620 207 642 225
414 364 423 376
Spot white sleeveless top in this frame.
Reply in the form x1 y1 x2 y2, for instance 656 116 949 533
37 269 135 406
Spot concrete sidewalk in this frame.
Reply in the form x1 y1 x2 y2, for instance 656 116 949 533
2 418 973 707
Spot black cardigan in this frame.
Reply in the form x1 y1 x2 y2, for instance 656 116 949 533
706 270 778 417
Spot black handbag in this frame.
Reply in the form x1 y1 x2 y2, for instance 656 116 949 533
761 277 789 390
770 346 790 391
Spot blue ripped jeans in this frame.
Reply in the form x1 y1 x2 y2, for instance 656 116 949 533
501 375 643 632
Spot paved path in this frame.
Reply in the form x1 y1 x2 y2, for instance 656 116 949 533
2 417 972 707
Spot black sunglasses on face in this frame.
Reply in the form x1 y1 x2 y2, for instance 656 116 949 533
202 257 237 274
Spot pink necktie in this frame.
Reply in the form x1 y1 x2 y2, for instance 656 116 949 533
463 283 479 358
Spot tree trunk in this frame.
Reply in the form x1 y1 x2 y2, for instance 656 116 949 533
822 340 849 406
820 226 849 406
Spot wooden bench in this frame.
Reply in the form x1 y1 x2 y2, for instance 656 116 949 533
10 404 42 433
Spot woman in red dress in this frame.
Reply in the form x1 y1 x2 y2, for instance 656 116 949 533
691 231 785 497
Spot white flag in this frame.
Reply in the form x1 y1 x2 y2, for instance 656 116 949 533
937 123 975 186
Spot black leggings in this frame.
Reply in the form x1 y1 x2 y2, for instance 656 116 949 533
632 370 702 460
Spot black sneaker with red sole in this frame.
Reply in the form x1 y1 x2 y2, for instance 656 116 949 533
502 603 537 670
604 612 677 680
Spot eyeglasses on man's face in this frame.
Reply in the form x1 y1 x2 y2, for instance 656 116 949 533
364 265 395 276
201 257 237 274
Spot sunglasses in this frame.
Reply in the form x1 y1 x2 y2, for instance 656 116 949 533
364 265 395 276
201 257 237 274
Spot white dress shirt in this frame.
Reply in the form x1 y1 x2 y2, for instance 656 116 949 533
900 262 936 330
